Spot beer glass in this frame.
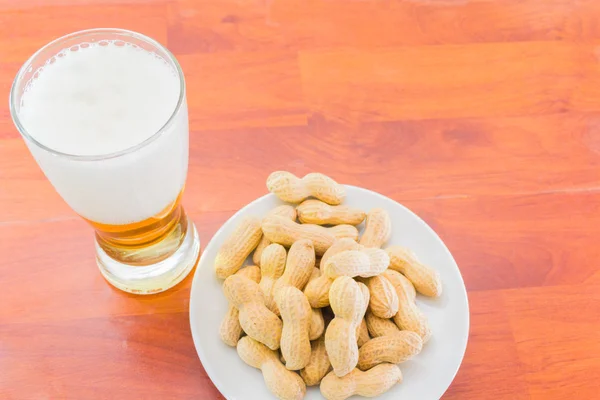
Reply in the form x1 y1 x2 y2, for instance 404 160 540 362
9 29 200 294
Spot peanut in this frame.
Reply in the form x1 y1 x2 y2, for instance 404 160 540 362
219 266 262 346
386 245 442 297
325 276 365 377
329 224 359 241
357 331 423 370
308 266 321 281
365 275 399 319
215 216 263 279
304 239 361 308
323 248 389 279
276 286 312 370
253 205 297 266
307 268 325 340
297 199 365 226
279 351 286 364
365 311 400 338
223 275 282 350
237 336 306 400
310 308 325 341
321 238 361 267
383 270 431 343
299 336 331 386
359 208 391 248
382 269 416 303
267 171 346 205
238 265 262 282
262 215 335 256
254 237 272 268
356 282 371 348
271 239 315 315
259 243 287 313
320 364 402 400
304 274 333 309
356 319 370 348
356 319 370 346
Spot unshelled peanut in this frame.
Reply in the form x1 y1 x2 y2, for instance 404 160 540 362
215 216 263 279
307 268 325 340
359 208 391 248
323 248 389 278
304 274 333 309
237 336 306 400
305 239 360 308
356 282 371 347
272 239 315 315
365 311 400 338
321 238 361 267
259 243 287 313
320 364 402 400
382 269 416 302
310 308 325 341
253 205 297 266
219 265 262 347
329 224 359 241
365 275 399 319
308 265 321 281
267 171 346 205
299 336 331 386
325 276 366 377
262 215 335 255
297 199 366 226
386 245 442 297
383 270 431 343
223 275 282 350
238 265 262 282
357 331 423 370
356 320 370 348
276 286 312 370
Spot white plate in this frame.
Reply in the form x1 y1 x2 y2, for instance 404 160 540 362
190 186 469 400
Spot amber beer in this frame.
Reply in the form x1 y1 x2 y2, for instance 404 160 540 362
9 29 200 294
87 191 188 266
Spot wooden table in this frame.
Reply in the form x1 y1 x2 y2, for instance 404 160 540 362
1 1 599 399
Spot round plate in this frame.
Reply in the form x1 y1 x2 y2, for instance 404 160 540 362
190 186 469 400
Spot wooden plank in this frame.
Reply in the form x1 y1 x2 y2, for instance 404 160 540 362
506 284 600 398
299 42 600 121
167 0 600 51
0 3 168 63
444 290 530 399
0 313 224 399
179 51 307 130
402 191 600 291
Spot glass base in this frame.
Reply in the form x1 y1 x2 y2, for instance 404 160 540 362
96 217 200 294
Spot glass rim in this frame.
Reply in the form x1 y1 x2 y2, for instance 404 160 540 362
9 28 186 162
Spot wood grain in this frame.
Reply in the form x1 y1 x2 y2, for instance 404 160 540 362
1 0 600 399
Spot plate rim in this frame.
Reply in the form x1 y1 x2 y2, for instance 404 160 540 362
189 185 470 400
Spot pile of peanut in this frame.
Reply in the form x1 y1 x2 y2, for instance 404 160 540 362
215 171 443 400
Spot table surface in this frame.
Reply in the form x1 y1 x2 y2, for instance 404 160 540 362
1 0 599 399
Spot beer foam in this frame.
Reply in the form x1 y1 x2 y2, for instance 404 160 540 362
17 40 189 225
20 41 180 155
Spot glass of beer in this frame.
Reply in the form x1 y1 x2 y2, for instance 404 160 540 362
9 29 201 294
